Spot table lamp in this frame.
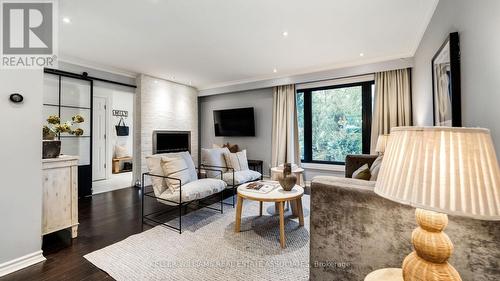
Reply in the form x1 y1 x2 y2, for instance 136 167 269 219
374 127 500 281
375 134 390 155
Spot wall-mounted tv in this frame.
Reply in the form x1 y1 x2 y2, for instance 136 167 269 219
213 107 255 137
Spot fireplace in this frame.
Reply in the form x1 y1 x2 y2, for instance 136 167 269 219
152 131 191 154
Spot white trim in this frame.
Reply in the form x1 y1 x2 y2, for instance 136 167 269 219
139 73 197 90
408 0 440 56
0 251 45 277
301 163 345 172
92 95 111 181
198 57 413 96
58 55 138 78
296 74 375 90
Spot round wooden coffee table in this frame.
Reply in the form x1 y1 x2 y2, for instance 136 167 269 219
235 182 304 248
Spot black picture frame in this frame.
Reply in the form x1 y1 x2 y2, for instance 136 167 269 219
432 32 461 127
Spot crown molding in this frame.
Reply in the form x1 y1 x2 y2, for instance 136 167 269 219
199 56 414 96
58 54 138 78
408 0 440 56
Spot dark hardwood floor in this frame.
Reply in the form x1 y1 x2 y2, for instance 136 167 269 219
1 187 148 281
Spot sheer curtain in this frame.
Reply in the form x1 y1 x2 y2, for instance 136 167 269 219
271 84 301 167
370 68 412 153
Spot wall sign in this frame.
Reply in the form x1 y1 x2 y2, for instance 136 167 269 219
112 110 128 117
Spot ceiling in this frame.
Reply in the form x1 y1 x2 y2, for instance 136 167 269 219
59 0 438 89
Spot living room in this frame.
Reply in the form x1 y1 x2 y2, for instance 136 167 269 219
0 0 499 281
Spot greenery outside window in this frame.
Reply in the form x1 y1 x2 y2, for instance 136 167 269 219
297 81 374 165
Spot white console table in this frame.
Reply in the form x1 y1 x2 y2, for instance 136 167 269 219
42 155 79 238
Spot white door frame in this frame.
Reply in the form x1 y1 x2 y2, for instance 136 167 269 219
92 95 110 181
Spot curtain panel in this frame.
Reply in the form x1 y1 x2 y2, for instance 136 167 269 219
370 68 412 153
271 84 301 167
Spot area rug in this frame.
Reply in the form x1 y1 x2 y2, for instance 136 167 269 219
84 195 310 281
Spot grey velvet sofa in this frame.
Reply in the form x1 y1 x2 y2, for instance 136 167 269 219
310 175 500 281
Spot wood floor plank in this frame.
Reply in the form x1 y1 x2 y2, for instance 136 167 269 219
0 187 144 281
1 186 230 281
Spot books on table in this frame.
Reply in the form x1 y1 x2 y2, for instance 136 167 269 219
244 181 280 194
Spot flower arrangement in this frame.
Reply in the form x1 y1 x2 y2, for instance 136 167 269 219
43 114 85 140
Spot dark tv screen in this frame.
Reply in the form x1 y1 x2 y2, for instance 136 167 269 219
213 107 255 136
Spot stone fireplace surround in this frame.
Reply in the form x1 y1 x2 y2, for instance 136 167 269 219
133 74 198 185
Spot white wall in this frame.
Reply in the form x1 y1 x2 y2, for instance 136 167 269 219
134 75 198 183
0 69 44 274
199 60 410 180
413 0 500 154
93 82 135 178
199 88 273 176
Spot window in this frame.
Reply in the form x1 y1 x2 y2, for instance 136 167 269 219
297 81 374 164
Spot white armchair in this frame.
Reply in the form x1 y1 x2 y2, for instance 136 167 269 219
201 148 262 206
142 151 227 233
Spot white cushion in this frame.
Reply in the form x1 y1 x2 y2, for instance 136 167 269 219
115 144 129 158
223 150 249 171
201 147 230 177
369 155 383 181
161 156 192 192
145 151 198 196
158 178 227 204
146 156 167 196
223 169 262 185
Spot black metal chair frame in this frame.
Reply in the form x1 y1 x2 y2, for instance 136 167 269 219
200 164 263 207
141 167 225 234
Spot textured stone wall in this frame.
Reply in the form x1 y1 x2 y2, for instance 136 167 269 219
133 74 198 184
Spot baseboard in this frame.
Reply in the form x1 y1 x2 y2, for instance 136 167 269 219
0 251 46 277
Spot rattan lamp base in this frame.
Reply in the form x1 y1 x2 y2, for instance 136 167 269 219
402 209 462 281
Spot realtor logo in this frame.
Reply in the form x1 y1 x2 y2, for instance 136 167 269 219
1 1 57 68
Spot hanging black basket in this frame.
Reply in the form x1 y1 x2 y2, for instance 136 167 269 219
115 117 129 136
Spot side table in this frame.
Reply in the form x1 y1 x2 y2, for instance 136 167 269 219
271 166 305 186
247 159 264 177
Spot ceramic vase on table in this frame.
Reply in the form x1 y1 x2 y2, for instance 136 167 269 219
42 140 61 159
42 133 61 159
278 163 297 191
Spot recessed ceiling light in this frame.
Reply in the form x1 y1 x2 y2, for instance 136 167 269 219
273 68 277 73
154 80 158 84
282 31 288 37
62 17 71 24
359 53 364 57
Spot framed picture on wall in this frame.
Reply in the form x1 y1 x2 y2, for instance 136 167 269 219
432 32 462 127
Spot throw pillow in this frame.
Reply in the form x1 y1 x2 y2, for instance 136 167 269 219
201 147 230 177
223 142 239 153
352 164 371 180
369 155 384 181
145 156 167 195
178 151 198 182
161 156 192 192
115 144 128 158
223 150 249 171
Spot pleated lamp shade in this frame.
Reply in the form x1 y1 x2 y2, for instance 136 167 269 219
375 127 500 220
375 135 390 153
